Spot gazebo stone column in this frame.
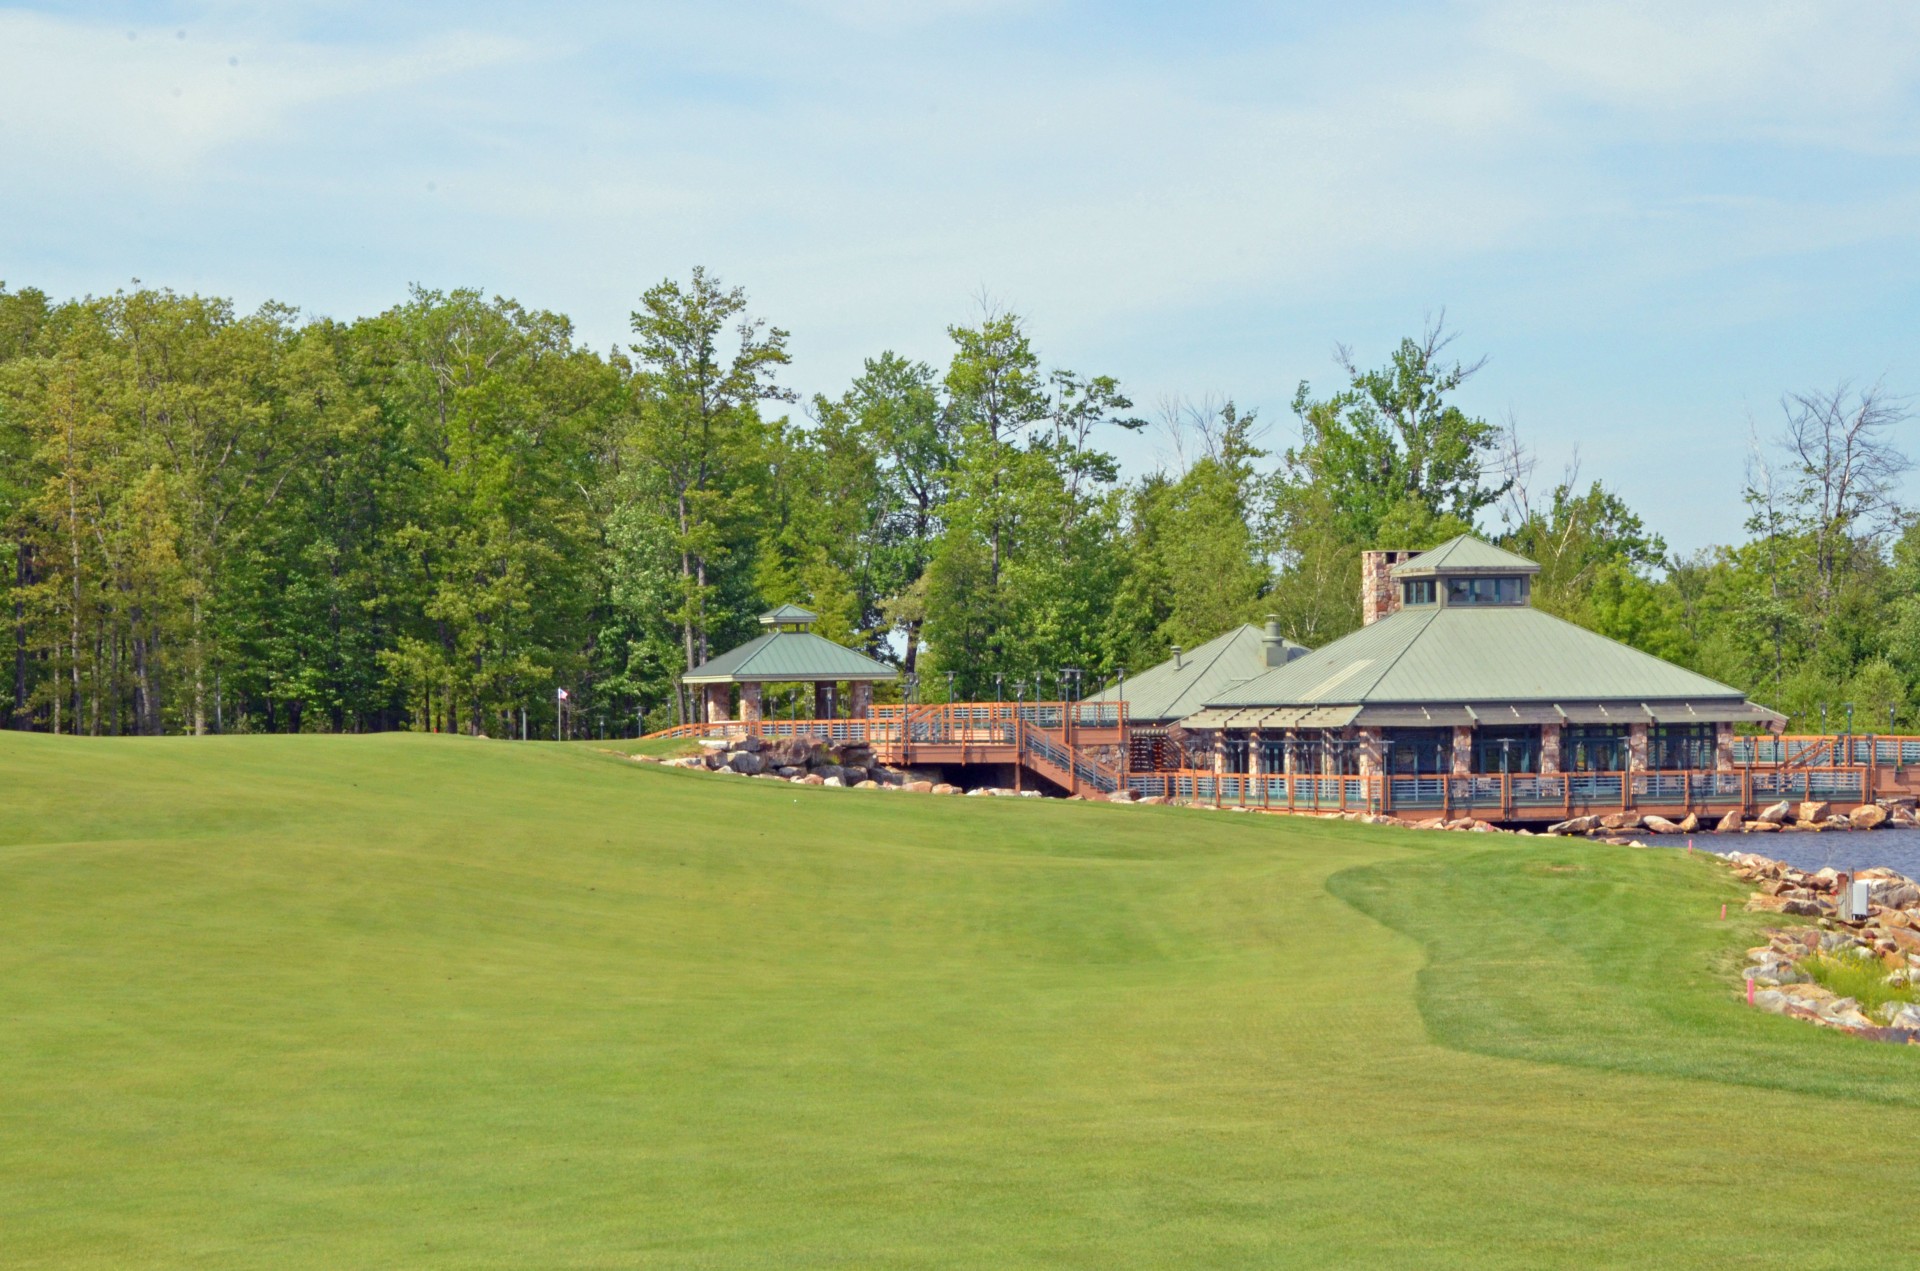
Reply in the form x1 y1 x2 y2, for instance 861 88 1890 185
738 682 763 724
1539 724 1563 775
814 682 834 719
849 681 873 720
1627 723 1650 772
1450 726 1473 775
704 684 731 724
1714 722 1736 771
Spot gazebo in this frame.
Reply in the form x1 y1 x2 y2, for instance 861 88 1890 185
681 604 898 724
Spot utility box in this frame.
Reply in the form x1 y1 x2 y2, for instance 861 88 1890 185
1844 879 1872 922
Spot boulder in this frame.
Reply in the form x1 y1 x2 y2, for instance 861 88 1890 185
1887 927 1920 955
798 773 826 786
1678 813 1700 834
699 737 730 751
813 764 845 784
775 765 806 779
1895 808 1920 828
841 766 869 784
1716 810 1745 832
902 780 934 793
1600 812 1642 830
729 735 764 754
1873 881 1920 909
1546 815 1600 835
1745 820 1780 833
703 753 727 770
1746 895 1790 913
1138 795 1167 806
1642 815 1682 834
822 776 846 788
931 784 959 796
1757 800 1792 824
1849 803 1890 830
764 736 818 767
854 780 881 789
727 752 767 775
1798 800 1831 824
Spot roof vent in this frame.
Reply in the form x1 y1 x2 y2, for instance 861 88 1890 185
1262 615 1289 667
1171 644 1183 670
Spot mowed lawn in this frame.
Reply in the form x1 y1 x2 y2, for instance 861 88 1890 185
2 734 1915 1268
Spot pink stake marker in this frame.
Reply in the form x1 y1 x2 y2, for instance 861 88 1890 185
1720 902 1728 920
1687 839 1694 854
1747 978 1755 1006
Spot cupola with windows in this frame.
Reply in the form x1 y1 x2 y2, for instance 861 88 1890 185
1384 534 1541 616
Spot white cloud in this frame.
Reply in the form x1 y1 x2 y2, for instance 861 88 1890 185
0 11 530 173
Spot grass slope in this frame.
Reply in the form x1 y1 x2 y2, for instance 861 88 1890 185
1 733 1914 1269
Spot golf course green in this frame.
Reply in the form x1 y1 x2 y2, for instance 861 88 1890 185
2 731 1912 1268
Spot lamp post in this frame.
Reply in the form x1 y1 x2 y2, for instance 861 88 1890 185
945 670 955 704
995 673 1003 704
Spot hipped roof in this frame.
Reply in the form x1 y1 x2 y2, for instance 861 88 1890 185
1203 604 1776 717
683 629 898 684
1085 624 1309 723
1391 534 1541 576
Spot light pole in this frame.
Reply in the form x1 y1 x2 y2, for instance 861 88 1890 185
945 670 955 704
994 673 1003 704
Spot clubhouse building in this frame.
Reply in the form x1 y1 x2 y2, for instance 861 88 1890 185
1177 536 1784 782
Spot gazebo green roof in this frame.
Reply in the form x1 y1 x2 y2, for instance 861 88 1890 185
1085 623 1309 723
1391 534 1540 577
682 628 897 685
759 603 819 625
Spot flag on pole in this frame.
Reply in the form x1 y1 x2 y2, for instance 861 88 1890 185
557 688 569 700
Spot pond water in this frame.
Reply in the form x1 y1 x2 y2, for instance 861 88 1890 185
1687 828 1920 880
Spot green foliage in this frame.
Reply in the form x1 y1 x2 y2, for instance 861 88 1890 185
1798 949 1917 1014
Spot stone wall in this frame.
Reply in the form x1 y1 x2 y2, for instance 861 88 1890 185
1627 723 1650 772
739 682 762 723
1539 723 1562 775
1451 725 1473 775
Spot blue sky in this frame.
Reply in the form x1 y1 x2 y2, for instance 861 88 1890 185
4 1 1918 551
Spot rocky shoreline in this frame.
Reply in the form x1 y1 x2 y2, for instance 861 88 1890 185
1722 849 1920 1042
1543 797 1916 839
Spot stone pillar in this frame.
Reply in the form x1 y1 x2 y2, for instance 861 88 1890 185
1714 722 1736 771
1354 727 1382 777
849 681 873 719
1539 723 1563 775
1247 729 1264 777
814 682 835 719
1283 729 1299 775
1451 726 1474 775
738 682 762 724
1212 732 1226 775
1628 723 1650 772
704 684 731 724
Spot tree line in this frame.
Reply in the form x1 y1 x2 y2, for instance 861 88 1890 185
0 273 1913 736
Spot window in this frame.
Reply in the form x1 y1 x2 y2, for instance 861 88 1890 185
1445 576 1526 606
1385 727 1452 775
1652 724 1714 771
1566 726 1628 772
1402 578 1436 606
1472 725 1539 774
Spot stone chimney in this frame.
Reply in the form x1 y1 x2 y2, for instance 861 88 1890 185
1360 550 1418 626
1262 615 1290 667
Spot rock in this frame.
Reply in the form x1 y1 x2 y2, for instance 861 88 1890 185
1601 812 1643 830
1850 803 1890 830
1874 882 1920 909
1889 1004 1920 1031
1547 815 1600 835
1798 800 1832 823
813 764 845 784
727 752 766 775
1791 821 1824 833
699 737 730 750
1716 810 1745 832
775 765 805 778
1757 800 1792 824
1746 820 1780 833
1782 898 1825 917
1752 988 1790 1014
854 780 880 789
902 780 934 793
931 783 959 795
1887 927 1920 955
1678 813 1700 834
1106 790 1135 803
1642 815 1682 834
798 773 826 785
840 766 869 784
1138 795 1167 806
764 736 818 767
729 735 764 754
1746 895 1790 912
1895 808 1920 828
822 776 846 788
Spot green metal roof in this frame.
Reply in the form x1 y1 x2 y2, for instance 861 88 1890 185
1086 623 1309 723
1205 604 1752 708
759 603 819 625
1391 534 1540 576
683 630 898 684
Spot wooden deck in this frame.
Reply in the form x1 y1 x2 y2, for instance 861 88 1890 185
645 714 1920 821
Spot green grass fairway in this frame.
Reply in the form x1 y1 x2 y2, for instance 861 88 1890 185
3 733 1915 1268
